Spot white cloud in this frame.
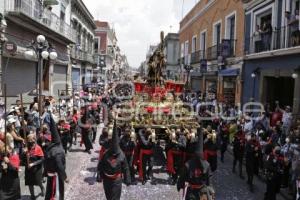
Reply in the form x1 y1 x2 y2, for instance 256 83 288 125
83 0 197 68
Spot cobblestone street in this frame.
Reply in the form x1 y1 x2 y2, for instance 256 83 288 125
19 125 288 200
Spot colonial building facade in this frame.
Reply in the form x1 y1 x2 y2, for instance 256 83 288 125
1 0 75 102
243 0 300 114
179 0 244 105
70 0 96 90
94 21 126 82
164 33 181 81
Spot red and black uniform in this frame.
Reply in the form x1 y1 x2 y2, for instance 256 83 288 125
166 134 186 183
264 150 284 200
120 134 136 183
58 123 71 154
25 144 45 198
96 128 110 182
219 124 230 163
44 116 68 200
184 138 198 162
98 121 131 200
245 136 261 190
177 157 211 200
80 108 93 153
232 131 245 178
137 129 154 184
0 152 21 200
67 112 78 147
203 138 218 172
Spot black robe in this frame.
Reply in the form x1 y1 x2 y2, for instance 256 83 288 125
80 115 93 151
44 144 67 200
25 144 44 186
99 150 131 200
177 158 210 200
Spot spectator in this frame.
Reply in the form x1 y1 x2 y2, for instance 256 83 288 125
253 25 263 53
286 10 300 46
261 21 273 51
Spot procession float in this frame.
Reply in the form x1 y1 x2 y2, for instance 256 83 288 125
114 32 200 139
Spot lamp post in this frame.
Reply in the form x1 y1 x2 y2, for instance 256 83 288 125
184 54 193 91
24 35 57 125
184 64 193 90
0 14 7 96
251 68 259 101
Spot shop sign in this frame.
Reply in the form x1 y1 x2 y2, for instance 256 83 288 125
4 41 17 55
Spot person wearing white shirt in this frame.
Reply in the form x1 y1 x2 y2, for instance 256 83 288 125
243 118 253 134
282 106 293 136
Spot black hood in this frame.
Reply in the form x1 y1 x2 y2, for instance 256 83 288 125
110 120 121 155
49 114 61 145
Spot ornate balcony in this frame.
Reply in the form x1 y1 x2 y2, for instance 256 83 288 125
5 0 76 43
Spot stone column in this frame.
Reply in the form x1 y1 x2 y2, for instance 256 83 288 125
293 75 300 115
66 45 72 95
49 61 54 96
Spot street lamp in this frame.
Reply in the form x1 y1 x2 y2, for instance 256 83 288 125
24 35 57 125
292 73 298 79
184 63 193 91
251 68 260 101
292 67 300 79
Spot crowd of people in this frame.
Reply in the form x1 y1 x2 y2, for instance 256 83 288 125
0 86 107 200
0 82 300 200
183 92 300 200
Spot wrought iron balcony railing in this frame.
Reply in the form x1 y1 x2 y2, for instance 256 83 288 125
5 0 76 42
245 26 300 55
190 50 206 64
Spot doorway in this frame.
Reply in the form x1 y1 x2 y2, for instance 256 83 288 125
263 76 295 110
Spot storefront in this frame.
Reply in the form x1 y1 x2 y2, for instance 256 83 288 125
3 57 37 96
53 64 68 97
218 68 241 105
203 72 218 100
190 72 203 92
72 66 81 90
243 54 300 114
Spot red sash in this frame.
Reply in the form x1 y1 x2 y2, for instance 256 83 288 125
104 172 122 180
29 145 44 157
99 147 106 160
138 149 153 180
204 150 217 160
189 184 203 189
9 154 20 170
167 149 184 174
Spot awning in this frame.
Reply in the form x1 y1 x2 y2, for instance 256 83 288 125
219 68 240 76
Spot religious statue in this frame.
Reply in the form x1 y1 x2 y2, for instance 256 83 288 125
147 31 166 86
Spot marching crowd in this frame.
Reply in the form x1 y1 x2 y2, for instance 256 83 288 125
184 92 300 200
0 86 105 200
0 84 299 200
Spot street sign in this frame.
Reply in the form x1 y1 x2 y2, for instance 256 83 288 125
4 41 17 55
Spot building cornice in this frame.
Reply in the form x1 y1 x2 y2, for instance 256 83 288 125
72 0 96 29
243 0 270 10
179 0 217 33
